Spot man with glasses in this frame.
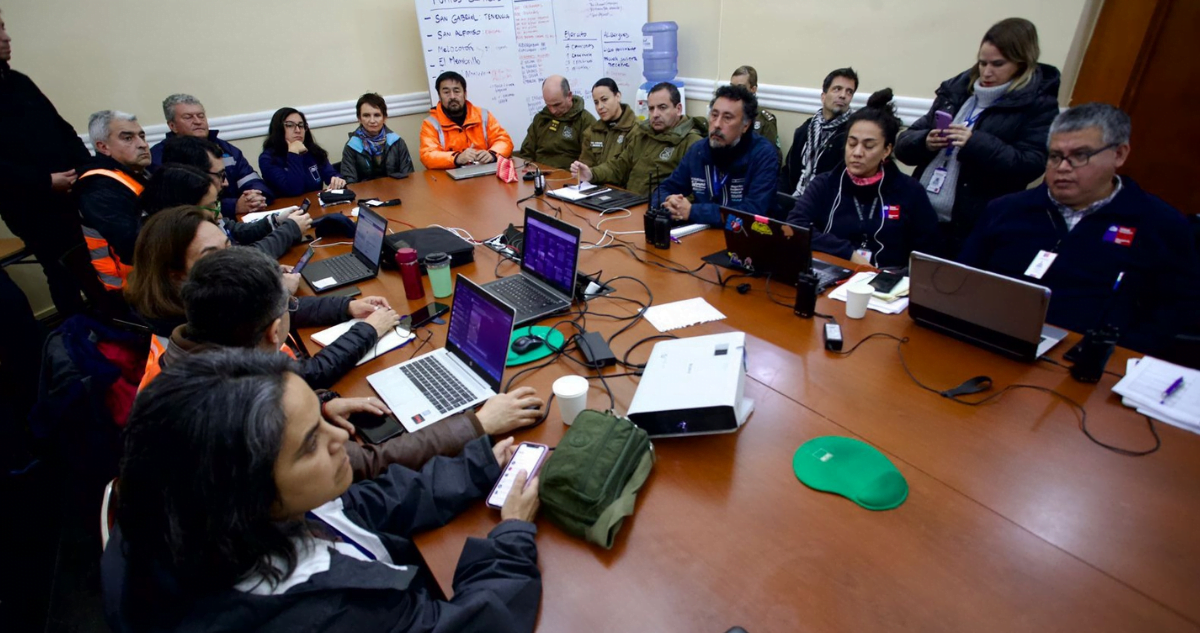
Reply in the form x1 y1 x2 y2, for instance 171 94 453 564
149 93 274 217
960 103 1200 355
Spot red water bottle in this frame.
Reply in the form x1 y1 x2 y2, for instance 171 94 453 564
395 247 425 300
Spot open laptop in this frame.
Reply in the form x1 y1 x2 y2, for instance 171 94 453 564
300 205 387 292
483 207 582 325
366 275 515 433
908 252 1068 361
705 207 853 292
446 163 499 180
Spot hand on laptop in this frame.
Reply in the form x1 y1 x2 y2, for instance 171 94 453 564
477 386 545 435
322 396 391 436
569 161 592 183
348 296 393 318
363 306 402 337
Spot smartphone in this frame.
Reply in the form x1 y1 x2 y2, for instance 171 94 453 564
346 410 404 444
869 271 904 294
409 302 450 329
300 198 312 213
486 442 550 509
291 247 315 276
934 110 953 130
326 285 361 298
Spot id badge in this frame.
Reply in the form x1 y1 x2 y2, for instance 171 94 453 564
926 167 948 194
1024 250 1057 279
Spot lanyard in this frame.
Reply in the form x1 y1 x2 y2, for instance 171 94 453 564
711 168 729 198
852 195 880 247
306 511 377 561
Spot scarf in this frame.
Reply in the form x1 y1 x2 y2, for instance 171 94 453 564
353 125 391 159
796 107 853 195
919 79 1010 222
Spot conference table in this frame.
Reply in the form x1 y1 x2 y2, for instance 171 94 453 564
272 169 1200 632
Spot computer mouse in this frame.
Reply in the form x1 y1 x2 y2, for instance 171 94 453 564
511 335 544 355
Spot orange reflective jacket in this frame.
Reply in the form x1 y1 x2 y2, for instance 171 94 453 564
419 102 513 170
78 169 142 290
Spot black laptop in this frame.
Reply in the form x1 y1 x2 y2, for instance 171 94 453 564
483 208 582 325
573 188 649 213
300 206 387 292
704 207 853 292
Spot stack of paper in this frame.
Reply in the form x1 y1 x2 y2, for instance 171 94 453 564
312 320 414 366
643 298 726 332
1113 357 1200 433
828 272 909 315
242 205 297 223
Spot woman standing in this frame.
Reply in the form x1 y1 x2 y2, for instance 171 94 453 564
895 17 1061 255
787 90 939 269
578 78 637 167
341 93 414 183
259 108 346 197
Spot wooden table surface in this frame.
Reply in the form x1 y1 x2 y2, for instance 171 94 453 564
275 172 1200 632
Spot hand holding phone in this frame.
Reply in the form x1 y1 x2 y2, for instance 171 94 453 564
487 442 549 509
934 110 953 130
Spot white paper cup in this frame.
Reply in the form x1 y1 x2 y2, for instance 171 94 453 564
552 375 589 426
846 285 874 319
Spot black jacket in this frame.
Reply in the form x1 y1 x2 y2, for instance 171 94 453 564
74 154 149 264
894 64 1062 242
102 436 541 633
0 62 91 218
779 116 849 196
341 129 415 183
224 214 301 260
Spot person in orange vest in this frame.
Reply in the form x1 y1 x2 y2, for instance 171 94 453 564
74 110 152 290
419 71 513 170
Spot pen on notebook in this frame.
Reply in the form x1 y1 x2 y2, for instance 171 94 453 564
1160 377 1185 404
670 236 681 244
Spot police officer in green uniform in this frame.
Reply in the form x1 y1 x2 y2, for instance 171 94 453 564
515 75 596 171
578 78 638 167
570 82 705 195
731 65 781 163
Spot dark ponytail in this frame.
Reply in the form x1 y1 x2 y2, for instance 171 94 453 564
846 88 902 147
592 77 620 96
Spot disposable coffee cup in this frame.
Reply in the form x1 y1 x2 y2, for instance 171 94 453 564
552 375 589 426
846 285 874 319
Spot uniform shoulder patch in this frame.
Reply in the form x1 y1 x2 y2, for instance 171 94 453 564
761 110 776 121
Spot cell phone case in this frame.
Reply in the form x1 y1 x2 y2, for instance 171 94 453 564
487 443 549 509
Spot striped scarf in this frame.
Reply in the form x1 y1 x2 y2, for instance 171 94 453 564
354 125 391 159
796 108 853 195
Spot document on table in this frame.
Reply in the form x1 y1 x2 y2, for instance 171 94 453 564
828 272 910 315
312 320 414 366
643 298 727 332
242 205 297 223
1113 357 1200 433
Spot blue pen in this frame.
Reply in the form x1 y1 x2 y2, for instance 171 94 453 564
1160 377 1185 405
1112 271 1125 292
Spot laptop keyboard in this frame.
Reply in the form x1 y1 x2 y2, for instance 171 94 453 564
399 356 476 414
490 276 561 313
325 254 370 280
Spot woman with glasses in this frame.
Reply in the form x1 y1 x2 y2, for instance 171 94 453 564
895 17 1062 256
341 93 414 183
259 108 346 197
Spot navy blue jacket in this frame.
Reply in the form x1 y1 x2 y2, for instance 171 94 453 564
102 436 541 633
959 178 1200 355
151 130 275 217
258 149 338 197
786 162 940 268
651 131 780 226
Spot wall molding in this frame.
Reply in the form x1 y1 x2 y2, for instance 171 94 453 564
81 92 434 149
678 77 934 126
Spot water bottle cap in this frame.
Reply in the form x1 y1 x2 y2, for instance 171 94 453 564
395 248 418 264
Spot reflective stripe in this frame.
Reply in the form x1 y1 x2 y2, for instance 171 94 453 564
236 172 259 188
79 169 145 195
80 225 132 290
425 116 445 147
137 335 171 392
480 109 490 147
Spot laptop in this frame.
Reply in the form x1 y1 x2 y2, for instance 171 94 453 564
366 275 516 433
300 205 386 292
705 207 853 293
548 184 649 212
907 251 1068 362
483 207 582 325
446 162 499 180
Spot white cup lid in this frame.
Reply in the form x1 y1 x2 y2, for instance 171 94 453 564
552 375 589 398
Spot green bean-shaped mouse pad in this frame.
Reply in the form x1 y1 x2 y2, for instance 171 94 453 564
506 325 567 367
793 436 908 511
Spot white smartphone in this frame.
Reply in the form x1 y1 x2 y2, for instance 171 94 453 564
486 442 550 509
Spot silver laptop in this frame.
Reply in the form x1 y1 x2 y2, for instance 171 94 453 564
908 252 1068 361
446 162 499 180
367 275 515 433
483 208 581 325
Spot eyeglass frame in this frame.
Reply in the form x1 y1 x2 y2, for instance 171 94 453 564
1047 143 1119 169
283 121 308 130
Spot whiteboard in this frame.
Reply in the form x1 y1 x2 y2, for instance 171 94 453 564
415 0 648 148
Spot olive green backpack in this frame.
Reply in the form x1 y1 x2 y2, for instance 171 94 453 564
537 410 655 549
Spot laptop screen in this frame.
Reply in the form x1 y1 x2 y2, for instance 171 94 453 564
353 207 387 269
521 209 581 296
445 276 514 391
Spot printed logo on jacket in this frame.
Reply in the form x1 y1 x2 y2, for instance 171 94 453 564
1103 225 1137 247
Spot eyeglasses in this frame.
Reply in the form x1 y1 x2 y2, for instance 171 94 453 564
283 121 307 130
288 296 300 313
208 169 227 183
1047 143 1118 168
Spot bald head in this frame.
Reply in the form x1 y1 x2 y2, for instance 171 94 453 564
542 75 573 117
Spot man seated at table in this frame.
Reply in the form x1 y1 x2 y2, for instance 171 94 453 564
73 110 152 290
650 84 780 226
516 75 595 171
150 93 274 217
959 102 1200 355
146 246 546 479
419 71 514 170
569 82 705 196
